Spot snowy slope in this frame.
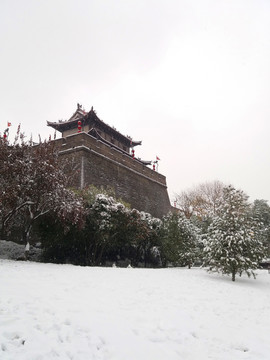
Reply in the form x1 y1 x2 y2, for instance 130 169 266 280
1 260 269 360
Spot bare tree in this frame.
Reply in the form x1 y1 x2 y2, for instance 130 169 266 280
175 180 225 219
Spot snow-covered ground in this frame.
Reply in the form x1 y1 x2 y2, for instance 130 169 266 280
1 260 269 360
0 240 41 261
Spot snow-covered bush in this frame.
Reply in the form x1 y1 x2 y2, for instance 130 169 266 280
40 189 162 267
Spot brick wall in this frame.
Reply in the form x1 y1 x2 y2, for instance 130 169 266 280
54 132 171 218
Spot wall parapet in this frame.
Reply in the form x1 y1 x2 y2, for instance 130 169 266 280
54 132 167 187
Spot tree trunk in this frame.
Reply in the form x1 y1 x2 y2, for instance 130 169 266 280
0 222 6 240
96 242 106 266
232 270 236 282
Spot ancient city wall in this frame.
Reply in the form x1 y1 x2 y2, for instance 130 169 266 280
54 132 171 218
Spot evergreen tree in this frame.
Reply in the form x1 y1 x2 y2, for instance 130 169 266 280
203 185 266 281
251 199 270 257
124 209 161 267
160 212 199 267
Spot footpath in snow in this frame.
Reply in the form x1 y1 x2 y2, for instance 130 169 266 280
0 259 270 360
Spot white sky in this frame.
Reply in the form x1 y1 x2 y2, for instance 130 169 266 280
1 0 270 203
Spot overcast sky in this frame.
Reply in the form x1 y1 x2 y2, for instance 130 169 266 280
1 0 270 203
